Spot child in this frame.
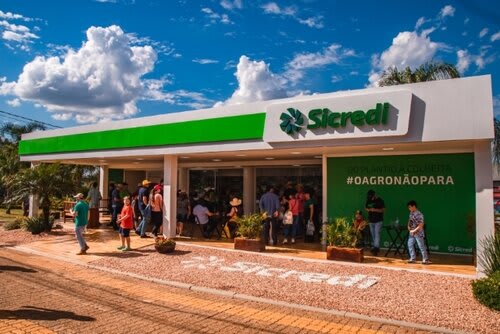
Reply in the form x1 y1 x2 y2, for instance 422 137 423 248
407 200 430 264
117 196 134 251
353 209 368 247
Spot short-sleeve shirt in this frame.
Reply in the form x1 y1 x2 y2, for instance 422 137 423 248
193 204 210 225
409 210 425 238
138 187 149 210
304 198 318 222
288 198 299 216
73 201 89 227
365 197 385 223
119 205 134 229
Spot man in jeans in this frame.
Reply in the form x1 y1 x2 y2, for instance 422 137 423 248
135 179 151 238
259 185 280 245
407 200 431 264
70 193 89 255
365 189 385 256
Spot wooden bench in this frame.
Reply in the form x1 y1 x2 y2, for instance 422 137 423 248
62 201 76 224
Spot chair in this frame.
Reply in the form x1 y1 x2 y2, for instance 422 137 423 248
62 201 76 224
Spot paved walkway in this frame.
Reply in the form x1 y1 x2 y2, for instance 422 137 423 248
0 249 434 334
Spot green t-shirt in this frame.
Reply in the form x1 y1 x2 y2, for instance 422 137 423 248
74 200 89 227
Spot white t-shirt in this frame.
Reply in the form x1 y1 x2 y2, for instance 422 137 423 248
193 204 210 225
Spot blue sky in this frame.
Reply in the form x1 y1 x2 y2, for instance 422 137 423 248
0 0 499 128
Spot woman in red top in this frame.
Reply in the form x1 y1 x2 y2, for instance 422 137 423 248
117 196 134 251
284 193 299 245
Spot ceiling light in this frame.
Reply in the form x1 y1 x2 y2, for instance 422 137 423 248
136 158 144 161
293 164 301 167
98 159 107 163
265 157 274 160
132 162 140 164
180 156 190 159
382 147 394 151
235 154 246 157
290 152 301 155
212 159 222 162
314 155 322 159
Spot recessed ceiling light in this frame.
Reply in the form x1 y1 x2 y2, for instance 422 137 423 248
314 155 322 159
132 162 140 164
212 159 222 162
293 164 301 167
290 152 301 155
98 159 107 163
265 157 274 160
382 147 394 151
180 156 190 159
136 158 144 161
235 154 246 157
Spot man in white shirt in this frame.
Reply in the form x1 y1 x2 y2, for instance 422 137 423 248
192 200 217 238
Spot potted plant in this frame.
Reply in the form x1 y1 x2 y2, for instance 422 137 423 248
154 236 176 254
325 217 364 262
233 213 266 252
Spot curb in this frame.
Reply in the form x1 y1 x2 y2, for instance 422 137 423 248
176 241 477 279
10 245 473 334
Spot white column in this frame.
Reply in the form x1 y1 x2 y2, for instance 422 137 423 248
163 155 178 238
474 141 494 276
99 166 109 199
178 167 188 193
243 167 256 214
29 162 39 217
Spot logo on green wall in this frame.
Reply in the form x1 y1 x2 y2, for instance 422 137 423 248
279 102 390 135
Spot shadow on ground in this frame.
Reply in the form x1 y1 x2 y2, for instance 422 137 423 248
0 306 95 321
0 265 37 273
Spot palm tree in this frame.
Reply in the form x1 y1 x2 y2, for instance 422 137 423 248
0 122 46 144
7 163 76 230
378 62 460 87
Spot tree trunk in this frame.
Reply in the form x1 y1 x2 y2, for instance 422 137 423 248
42 202 51 232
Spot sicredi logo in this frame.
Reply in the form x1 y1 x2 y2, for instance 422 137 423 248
279 102 390 135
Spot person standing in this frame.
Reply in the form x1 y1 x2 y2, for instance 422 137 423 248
176 191 190 236
87 181 102 228
407 200 431 264
117 196 133 251
259 185 280 245
70 193 89 255
136 180 151 238
365 189 385 255
150 184 163 237
110 183 123 231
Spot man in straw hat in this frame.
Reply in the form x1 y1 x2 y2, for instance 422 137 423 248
70 193 90 255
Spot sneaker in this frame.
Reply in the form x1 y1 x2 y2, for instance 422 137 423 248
117 246 125 250
140 235 151 238
84 245 89 251
422 260 432 265
122 247 132 251
76 250 86 255
283 238 288 244
407 259 416 264
135 230 141 235
291 238 295 244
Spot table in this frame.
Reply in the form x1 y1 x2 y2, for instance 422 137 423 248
383 225 408 259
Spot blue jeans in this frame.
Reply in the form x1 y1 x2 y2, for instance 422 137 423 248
408 234 429 262
369 221 383 248
136 208 148 236
75 226 87 250
284 215 299 239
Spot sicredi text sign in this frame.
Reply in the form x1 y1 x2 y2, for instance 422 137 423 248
264 90 412 142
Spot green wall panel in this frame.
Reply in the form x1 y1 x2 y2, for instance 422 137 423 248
327 153 476 254
19 113 266 155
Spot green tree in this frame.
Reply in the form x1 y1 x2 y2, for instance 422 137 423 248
7 163 76 230
378 62 460 87
493 119 500 166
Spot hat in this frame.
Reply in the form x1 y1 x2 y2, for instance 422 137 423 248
229 197 242 206
142 179 151 186
73 193 84 199
154 184 162 192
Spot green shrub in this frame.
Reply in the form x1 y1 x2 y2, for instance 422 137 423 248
20 216 53 234
477 232 500 276
471 271 500 311
3 218 22 230
236 213 266 239
326 217 359 248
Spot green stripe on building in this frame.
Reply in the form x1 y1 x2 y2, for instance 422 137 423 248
19 113 266 156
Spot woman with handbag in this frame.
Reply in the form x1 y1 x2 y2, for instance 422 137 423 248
283 192 299 244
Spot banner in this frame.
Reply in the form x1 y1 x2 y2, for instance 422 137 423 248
327 153 475 254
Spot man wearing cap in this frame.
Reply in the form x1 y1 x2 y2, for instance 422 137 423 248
136 180 152 238
70 193 90 255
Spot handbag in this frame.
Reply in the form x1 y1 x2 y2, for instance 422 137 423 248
306 219 315 236
283 210 293 225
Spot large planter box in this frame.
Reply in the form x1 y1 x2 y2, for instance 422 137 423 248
234 237 265 252
326 246 364 263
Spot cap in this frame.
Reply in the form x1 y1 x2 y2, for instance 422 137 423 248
142 179 151 186
73 193 84 199
153 184 162 192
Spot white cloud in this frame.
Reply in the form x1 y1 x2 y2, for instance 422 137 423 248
0 19 39 50
0 10 33 22
492 31 500 42
368 30 442 86
479 27 489 38
456 49 470 73
415 17 427 29
350 71 359 76
7 98 21 107
439 5 455 18
464 18 470 24
192 58 219 64
215 55 287 106
298 16 324 29
331 75 342 83
1 25 158 123
284 44 355 84
220 0 242 10
94 0 117 3
261 2 296 16
201 7 233 25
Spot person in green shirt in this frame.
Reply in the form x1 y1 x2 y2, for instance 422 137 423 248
70 193 89 255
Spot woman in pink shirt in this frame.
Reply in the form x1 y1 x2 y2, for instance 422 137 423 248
284 193 299 244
